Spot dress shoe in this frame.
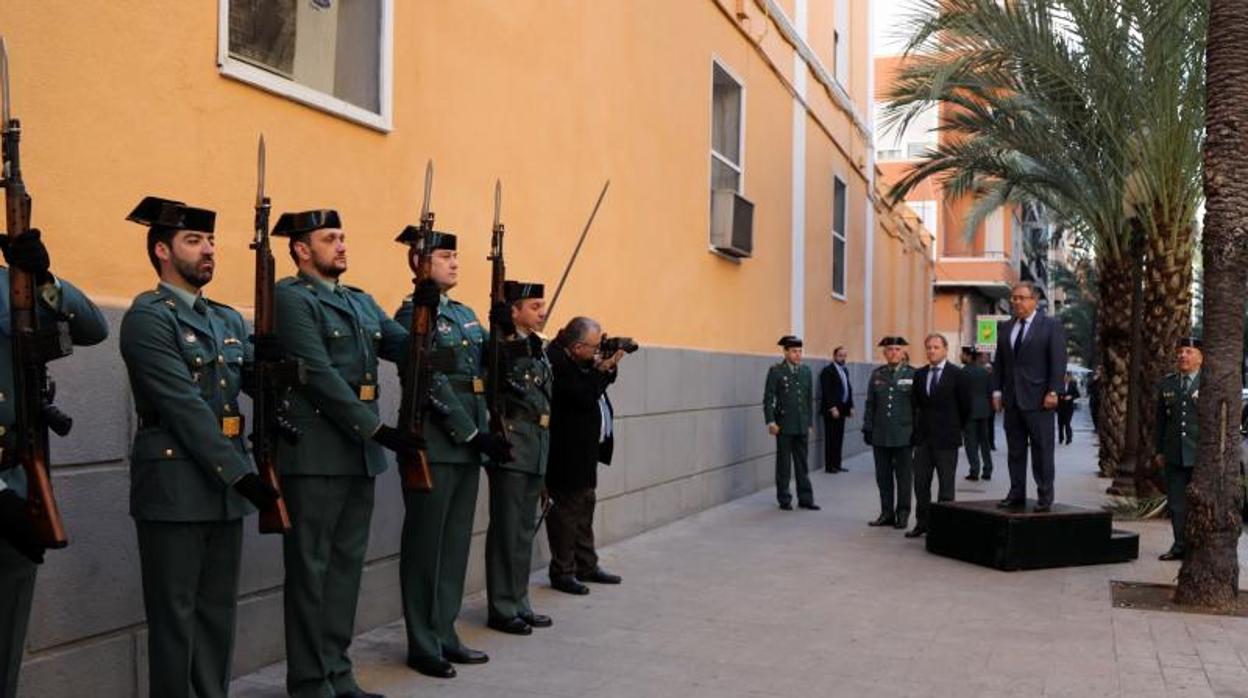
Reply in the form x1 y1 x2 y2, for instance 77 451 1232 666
577 568 622 584
778 502 794 511
407 655 456 679
488 617 532 635
552 575 590 595
1032 503 1052 513
1159 550 1184 561
337 691 385 698
982 474 992 480
996 498 1023 509
519 611 553 628
867 515 895 527
798 502 822 511
892 520 908 530
965 474 979 481
904 527 927 538
443 646 489 665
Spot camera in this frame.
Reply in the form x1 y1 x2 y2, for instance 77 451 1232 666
600 334 639 355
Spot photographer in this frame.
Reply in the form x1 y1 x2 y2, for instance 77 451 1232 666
544 316 634 595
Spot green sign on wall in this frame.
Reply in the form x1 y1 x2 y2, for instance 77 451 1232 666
976 315 1010 353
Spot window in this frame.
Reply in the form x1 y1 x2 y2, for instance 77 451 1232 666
218 0 393 131
711 62 744 196
834 0 850 86
874 101 937 162
832 177 848 298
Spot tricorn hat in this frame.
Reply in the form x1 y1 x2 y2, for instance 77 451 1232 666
394 226 457 251
271 209 342 237
504 280 544 302
126 196 215 233
878 336 909 347
961 345 978 355
1177 337 1203 350
778 335 803 349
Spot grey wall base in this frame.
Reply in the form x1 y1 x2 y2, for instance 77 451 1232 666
16 314 872 697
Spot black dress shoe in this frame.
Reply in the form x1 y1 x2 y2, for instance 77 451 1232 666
904 527 927 538
1159 550 1184 561
798 502 821 511
487 617 532 635
337 691 385 698
965 474 980 481
982 474 992 480
519 611 552 628
407 655 456 679
443 646 489 665
778 502 794 510
551 576 590 595
577 568 622 584
892 520 908 530
1032 503 1052 513
996 498 1023 509
867 515 895 527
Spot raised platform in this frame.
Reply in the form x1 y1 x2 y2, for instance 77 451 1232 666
926 499 1139 571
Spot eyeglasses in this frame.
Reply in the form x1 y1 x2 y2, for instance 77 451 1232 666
1010 294 1033 301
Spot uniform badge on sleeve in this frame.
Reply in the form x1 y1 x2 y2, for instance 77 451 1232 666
185 332 198 344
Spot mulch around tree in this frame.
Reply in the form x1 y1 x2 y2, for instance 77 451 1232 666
1111 580 1248 617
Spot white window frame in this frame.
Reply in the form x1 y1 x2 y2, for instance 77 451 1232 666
709 57 747 195
216 0 394 133
831 175 848 301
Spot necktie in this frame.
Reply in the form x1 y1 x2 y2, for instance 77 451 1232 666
1181 375 1191 393
192 297 209 315
929 366 941 393
1013 318 1027 356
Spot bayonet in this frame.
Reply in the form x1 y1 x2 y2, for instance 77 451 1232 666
493 179 502 230
256 134 266 208
419 159 433 228
1 38 10 129
546 180 611 323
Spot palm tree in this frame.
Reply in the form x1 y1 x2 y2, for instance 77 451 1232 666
1173 0 1246 608
883 0 1204 491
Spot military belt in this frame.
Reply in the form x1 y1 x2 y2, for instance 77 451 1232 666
504 404 551 428
446 376 486 395
138 413 245 437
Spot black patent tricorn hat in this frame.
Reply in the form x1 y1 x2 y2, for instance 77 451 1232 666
878 336 909 347
778 335 803 349
394 226 457 250
504 280 545 302
272 209 342 237
126 196 216 233
1177 337 1203 350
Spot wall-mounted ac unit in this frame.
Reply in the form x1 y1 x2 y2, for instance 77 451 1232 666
710 189 754 258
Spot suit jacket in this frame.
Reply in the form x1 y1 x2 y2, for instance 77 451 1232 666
992 312 1067 411
818 362 854 416
912 363 970 449
545 342 616 491
961 363 992 419
1057 380 1080 417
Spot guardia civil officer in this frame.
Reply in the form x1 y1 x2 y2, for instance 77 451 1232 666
485 280 554 635
394 228 511 679
1154 337 1202 561
763 336 818 511
120 197 279 698
863 336 915 529
272 210 408 698
0 229 107 698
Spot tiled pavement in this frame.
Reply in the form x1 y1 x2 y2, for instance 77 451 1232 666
233 414 1248 697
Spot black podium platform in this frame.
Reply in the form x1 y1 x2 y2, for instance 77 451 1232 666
925 499 1139 571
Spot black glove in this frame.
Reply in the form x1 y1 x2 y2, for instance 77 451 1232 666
411 278 441 309
233 473 280 510
373 424 425 455
0 490 46 564
251 334 286 363
471 432 513 464
0 229 52 284
489 301 516 337
862 431 874 447
527 333 543 357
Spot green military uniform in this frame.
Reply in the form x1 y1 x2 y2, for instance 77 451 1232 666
863 355 916 526
275 262 407 697
485 282 552 629
763 341 815 508
121 280 256 698
0 271 107 698
961 359 994 479
395 290 490 662
1155 369 1199 557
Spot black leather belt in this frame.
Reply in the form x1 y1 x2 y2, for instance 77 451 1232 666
446 377 485 395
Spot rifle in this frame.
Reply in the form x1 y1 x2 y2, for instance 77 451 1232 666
486 179 507 437
249 134 301 534
544 180 610 325
396 161 436 493
1 38 73 549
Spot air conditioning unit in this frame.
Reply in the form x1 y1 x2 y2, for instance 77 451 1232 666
710 189 754 258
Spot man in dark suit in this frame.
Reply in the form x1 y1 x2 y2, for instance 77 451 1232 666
819 345 854 473
908 335 970 537
1056 372 1080 444
960 346 994 481
545 317 625 595
992 281 1068 512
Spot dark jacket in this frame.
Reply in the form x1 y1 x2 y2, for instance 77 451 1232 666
1057 380 1080 418
992 312 1067 411
818 362 854 416
962 362 992 420
545 342 616 491
913 363 970 449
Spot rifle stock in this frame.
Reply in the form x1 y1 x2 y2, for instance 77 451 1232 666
396 161 436 493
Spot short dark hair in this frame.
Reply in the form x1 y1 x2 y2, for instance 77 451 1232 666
561 316 601 345
288 232 310 265
145 226 177 274
1012 281 1038 298
833 345 845 354
924 333 948 348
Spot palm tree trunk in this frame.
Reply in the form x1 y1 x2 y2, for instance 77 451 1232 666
1174 0 1246 608
1097 254 1133 480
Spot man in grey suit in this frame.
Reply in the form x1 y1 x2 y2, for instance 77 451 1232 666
960 346 994 481
992 281 1067 512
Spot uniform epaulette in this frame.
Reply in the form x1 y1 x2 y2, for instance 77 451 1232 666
276 277 301 288
342 285 365 294
204 297 232 309
1164 371 1178 380
135 288 176 310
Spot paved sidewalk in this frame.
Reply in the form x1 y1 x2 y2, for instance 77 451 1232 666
234 415 1248 697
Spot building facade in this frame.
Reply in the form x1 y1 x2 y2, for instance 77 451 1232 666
2 2 931 694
